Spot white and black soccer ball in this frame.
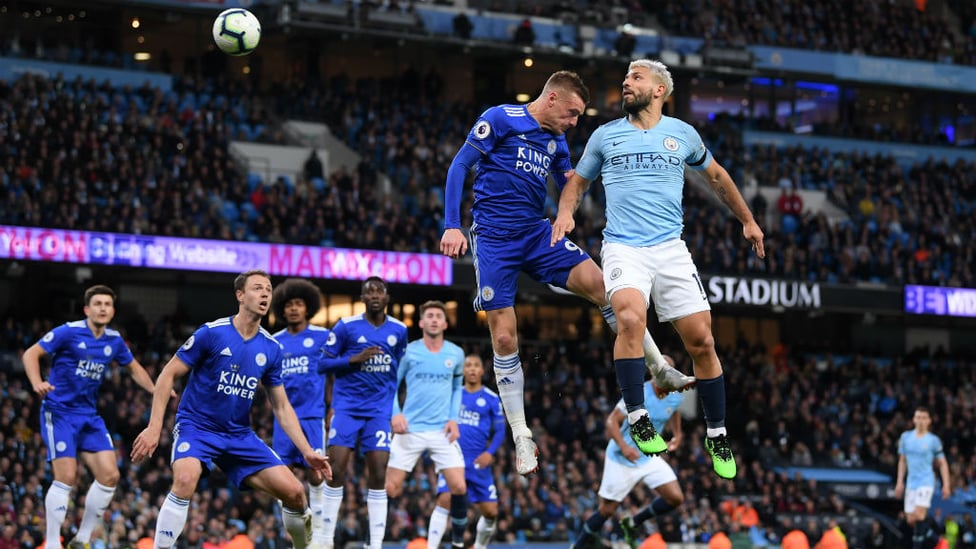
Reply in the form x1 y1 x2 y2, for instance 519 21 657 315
212 8 261 56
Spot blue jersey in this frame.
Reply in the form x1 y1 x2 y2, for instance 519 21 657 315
575 116 713 246
37 320 134 412
273 325 331 419
456 386 505 466
175 317 283 433
465 104 573 234
607 382 684 467
322 314 407 417
899 430 945 489
393 339 465 432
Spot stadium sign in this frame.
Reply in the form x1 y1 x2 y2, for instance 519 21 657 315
905 285 976 318
705 276 821 309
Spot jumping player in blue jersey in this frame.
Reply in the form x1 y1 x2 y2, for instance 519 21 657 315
271 278 333 547
130 271 331 549
318 276 408 549
896 406 951 549
552 59 766 480
428 354 505 549
385 300 467 548
574 356 687 549
23 285 158 549
441 70 694 476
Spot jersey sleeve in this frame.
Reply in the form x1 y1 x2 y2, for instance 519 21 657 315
262 342 284 388
395 325 408 360
683 123 712 170
934 434 945 459
176 325 212 369
552 140 573 176
113 339 134 366
313 329 332 374
574 125 607 181
321 321 346 358
464 107 506 155
897 433 906 456
37 324 69 355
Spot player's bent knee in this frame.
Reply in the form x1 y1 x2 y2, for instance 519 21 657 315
664 491 684 508
279 482 308 510
97 468 121 487
597 500 618 518
385 480 402 498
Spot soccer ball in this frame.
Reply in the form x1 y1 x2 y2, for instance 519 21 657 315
212 8 261 56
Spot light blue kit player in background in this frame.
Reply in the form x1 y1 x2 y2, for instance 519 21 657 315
895 406 952 549
440 70 695 477
131 270 331 549
428 354 506 549
271 278 333 547
23 285 158 549
384 300 467 548
318 276 408 549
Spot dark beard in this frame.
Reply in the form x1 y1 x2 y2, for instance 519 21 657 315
622 94 650 115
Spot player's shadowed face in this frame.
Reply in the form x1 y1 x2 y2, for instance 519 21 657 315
463 356 484 387
622 68 657 115
283 298 307 326
361 280 389 315
238 275 272 317
84 295 115 328
419 307 447 338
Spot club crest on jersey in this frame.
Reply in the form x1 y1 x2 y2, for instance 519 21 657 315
256 353 267 367
473 120 491 139
303 337 314 348
182 335 195 350
43 332 54 342
481 286 495 302
387 335 398 346
444 359 455 369
103 345 112 356
56 441 67 452
663 137 679 151
610 268 622 280
477 397 487 407
547 140 556 154
177 442 190 453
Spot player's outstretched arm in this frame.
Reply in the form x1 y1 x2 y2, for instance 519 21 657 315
22 343 54 396
702 161 765 258
665 412 683 453
550 172 592 247
268 384 332 479
441 143 481 258
938 456 951 499
131 355 190 464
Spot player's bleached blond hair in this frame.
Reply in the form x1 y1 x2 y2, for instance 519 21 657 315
628 59 674 99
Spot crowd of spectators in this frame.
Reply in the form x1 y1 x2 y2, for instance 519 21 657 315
3 310 976 548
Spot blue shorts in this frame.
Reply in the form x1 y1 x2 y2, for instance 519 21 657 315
471 219 590 311
172 421 285 489
41 402 114 461
327 412 391 453
273 417 326 468
437 463 497 503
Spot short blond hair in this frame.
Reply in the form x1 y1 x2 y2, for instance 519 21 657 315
628 59 674 98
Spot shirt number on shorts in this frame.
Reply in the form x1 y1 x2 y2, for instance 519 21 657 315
375 430 391 448
563 241 584 256
489 484 497 499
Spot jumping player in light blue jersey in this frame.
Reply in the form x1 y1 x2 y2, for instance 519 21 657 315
429 354 505 549
271 278 332 547
131 270 331 549
896 406 951 549
385 300 467 548
441 70 694 476
23 285 158 549
574 356 686 549
553 59 766 480
318 276 407 549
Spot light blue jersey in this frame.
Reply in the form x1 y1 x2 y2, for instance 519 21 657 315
273 325 332 419
462 104 573 234
575 116 713 246
393 339 465 432
607 382 684 467
175 316 283 433
37 320 134 412
899 430 945 489
322 314 407 417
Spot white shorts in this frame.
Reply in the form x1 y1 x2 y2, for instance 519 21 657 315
598 453 678 502
601 239 710 323
388 430 465 473
904 486 934 513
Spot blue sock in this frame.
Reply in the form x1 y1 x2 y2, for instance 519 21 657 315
449 493 468 546
633 497 676 525
575 512 607 545
696 374 726 430
615 357 646 413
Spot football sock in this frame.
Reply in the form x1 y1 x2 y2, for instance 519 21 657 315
367 489 388 549
154 493 190 548
615 357 647 414
697 374 728 435
75 481 115 542
44 481 72 549
633 497 677 525
474 516 497 549
493 353 530 438
449 494 469 546
321 485 343 545
309 482 326 545
427 506 449 549
600 305 665 373
282 506 312 549
574 512 607 546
